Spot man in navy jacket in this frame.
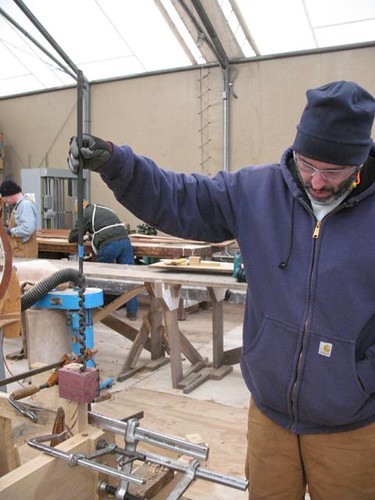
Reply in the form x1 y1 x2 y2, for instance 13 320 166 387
68 81 375 499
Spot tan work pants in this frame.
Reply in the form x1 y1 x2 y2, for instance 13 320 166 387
246 399 375 499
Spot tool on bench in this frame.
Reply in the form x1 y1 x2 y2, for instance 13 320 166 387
10 350 97 399
7 349 97 422
0 359 62 387
233 251 246 282
11 369 58 401
50 406 68 447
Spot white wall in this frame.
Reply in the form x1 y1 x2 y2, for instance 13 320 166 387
0 46 374 230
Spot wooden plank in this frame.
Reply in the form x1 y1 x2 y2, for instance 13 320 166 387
212 299 224 368
164 310 183 388
210 365 233 380
0 393 22 420
178 328 204 365
37 231 218 259
93 285 145 323
37 229 69 238
132 243 212 258
117 365 145 382
150 259 233 274
100 315 152 352
86 276 246 304
120 319 151 372
14 259 246 292
38 230 214 247
149 296 164 359
177 366 208 388
0 416 21 476
130 233 209 244
152 471 188 499
1 271 21 338
128 462 174 498
223 347 242 366
130 233 236 248
182 368 212 394
178 358 208 389
143 358 169 371
0 427 116 500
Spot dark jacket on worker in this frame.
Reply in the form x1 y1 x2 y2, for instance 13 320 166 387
96 142 375 434
68 203 128 252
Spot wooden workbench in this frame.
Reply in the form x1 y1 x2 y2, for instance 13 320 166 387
14 258 246 393
36 230 233 260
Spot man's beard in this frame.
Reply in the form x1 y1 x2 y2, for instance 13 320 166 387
303 172 357 205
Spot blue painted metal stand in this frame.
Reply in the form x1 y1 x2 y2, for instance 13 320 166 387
33 287 113 390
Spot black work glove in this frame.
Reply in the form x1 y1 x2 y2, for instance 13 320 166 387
68 134 112 174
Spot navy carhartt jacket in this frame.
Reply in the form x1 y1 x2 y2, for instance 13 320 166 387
100 143 375 434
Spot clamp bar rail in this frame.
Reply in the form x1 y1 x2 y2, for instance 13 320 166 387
27 432 145 487
88 411 208 460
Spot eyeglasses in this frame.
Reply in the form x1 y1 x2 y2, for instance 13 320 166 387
293 152 358 182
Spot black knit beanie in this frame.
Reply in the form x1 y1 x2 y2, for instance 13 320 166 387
293 81 375 166
0 179 22 196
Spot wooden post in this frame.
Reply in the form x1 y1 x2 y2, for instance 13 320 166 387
0 395 21 477
208 287 226 368
145 283 164 360
152 281 182 388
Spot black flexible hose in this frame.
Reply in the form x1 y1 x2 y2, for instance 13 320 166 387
21 268 86 312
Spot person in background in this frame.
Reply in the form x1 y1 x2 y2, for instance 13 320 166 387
68 81 375 498
0 179 38 258
68 199 137 320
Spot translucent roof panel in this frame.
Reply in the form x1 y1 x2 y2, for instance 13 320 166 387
0 0 374 98
236 0 375 54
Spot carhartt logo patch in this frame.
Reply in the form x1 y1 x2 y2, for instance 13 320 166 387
318 341 333 357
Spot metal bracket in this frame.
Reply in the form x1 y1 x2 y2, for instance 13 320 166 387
166 459 200 500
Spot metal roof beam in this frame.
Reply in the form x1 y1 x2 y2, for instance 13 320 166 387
12 0 83 79
228 0 260 56
0 5 77 81
190 0 230 68
155 0 199 65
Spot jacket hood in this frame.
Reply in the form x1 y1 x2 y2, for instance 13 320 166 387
281 143 375 206
276 144 375 270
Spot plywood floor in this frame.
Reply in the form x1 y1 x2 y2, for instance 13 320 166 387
2 298 249 499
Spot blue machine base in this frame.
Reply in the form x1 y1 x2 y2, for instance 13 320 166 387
32 287 112 392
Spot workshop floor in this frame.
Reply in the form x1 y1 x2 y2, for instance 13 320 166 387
2 298 250 500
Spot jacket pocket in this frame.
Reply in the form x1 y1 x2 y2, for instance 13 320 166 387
243 316 299 414
297 332 375 426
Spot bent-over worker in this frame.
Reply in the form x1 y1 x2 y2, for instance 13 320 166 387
68 199 137 319
68 81 375 498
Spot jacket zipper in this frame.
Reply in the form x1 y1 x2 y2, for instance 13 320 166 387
312 220 321 239
289 204 321 430
287 190 355 430
288 193 356 429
